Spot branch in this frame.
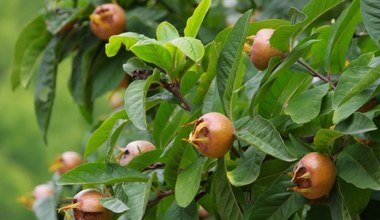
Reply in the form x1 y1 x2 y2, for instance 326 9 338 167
297 59 336 90
161 79 192 111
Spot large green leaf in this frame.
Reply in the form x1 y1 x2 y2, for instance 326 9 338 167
313 129 344 153
156 21 179 43
249 172 307 220
236 115 296 161
11 15 51 89
34 37 59 143
325 0 361 73
85 110 128 158
285 83 329 124
361 0 380 47
336 144 380 190
335 112 377 134
216 9 252 118
184 0 211 38
56 163 149 185
169 37 205 63
162 200 197 220
106 32 149 57
131 39 173 72
211 159 243 220
329 185 351 220
123 174 154 220
227 148 265 186
124 70 161 130
100 197 129 213
175 157 206 207
338 179 371 215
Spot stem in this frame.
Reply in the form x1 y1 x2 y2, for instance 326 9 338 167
297 59 336 90
161 79 192 111
230 147 240 158
332 135 349 161
148 190 174 206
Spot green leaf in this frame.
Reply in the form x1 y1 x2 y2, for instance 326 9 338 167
227 148 265 186
325 0 361 73
162 200 197 220
125 70 160 130
56 163 149 185
249 172 307 220
313 129 344 153
85 110 128 158
131 39 173 72
338 179 371 215
285 84 329 124
156 21 179 43
175 157 206 207
100 197 129 213
123 173 154 220
34 37 59 143
216 9 252 118
336 144 380 190
126 149 163 171
33 196 57 220
106 32 150 57
169 37 205 63
335 112 377 134
333 65 380 110
11 15 51 89
361 0 380 47
184 0 211 38
236 115 296 162
329 187 351 220
211 159 243 220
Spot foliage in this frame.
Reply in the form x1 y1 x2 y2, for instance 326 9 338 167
12 0 380 219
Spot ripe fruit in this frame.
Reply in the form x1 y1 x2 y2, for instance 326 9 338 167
108 90 124 109
116 140 156 166
249 28 285 70
33 184 54 200
199 206 210 219
59 189 112 220
50 151 82 175
185 112 234 158
89 4 127 40
290 152 336 199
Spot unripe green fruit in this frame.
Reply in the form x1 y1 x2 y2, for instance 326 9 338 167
186 112 234 158
290 152 336 199
249 28 285 70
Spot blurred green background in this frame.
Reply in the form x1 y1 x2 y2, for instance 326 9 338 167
0 1 109 219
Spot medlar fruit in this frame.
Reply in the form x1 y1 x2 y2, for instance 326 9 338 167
50 151 82 175
116 140 156 166
290 152 336 199
185 112 234 158
249 28 285 70
89 3 127 40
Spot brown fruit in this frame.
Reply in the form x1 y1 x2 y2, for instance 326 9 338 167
249 28 285 70
59 189 112 220
185 112 234 158
116 140 156 166
90 4 127 40
108 90 124 109
33 184 54 200
290 152 336 199
50 151 82 175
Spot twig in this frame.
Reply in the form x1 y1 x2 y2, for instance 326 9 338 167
148 190 174 206
297 59 336 90
161 79 192 111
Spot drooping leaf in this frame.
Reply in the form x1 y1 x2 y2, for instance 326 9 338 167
313 129 344 153
124 70 160 130
169 37 205 63
162 200 197 220
56 163 149 185
216 9 252 118
338 179 371 215
34 37 59 143
85 110 128 158
106 32 150 57
156 21 179 43
100 197 129 213
184 0 211 38
335 112 377 134
329 186 352 220
285 83 329 124
123 173 154 220
361 0 380 47
211 159 243 220
336 144 380 190
227 147 266 186
11 15 51 89
175 157 206 207
249 172 307 220
236 115 296 161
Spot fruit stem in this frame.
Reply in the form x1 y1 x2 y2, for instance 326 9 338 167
297 59 336 90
